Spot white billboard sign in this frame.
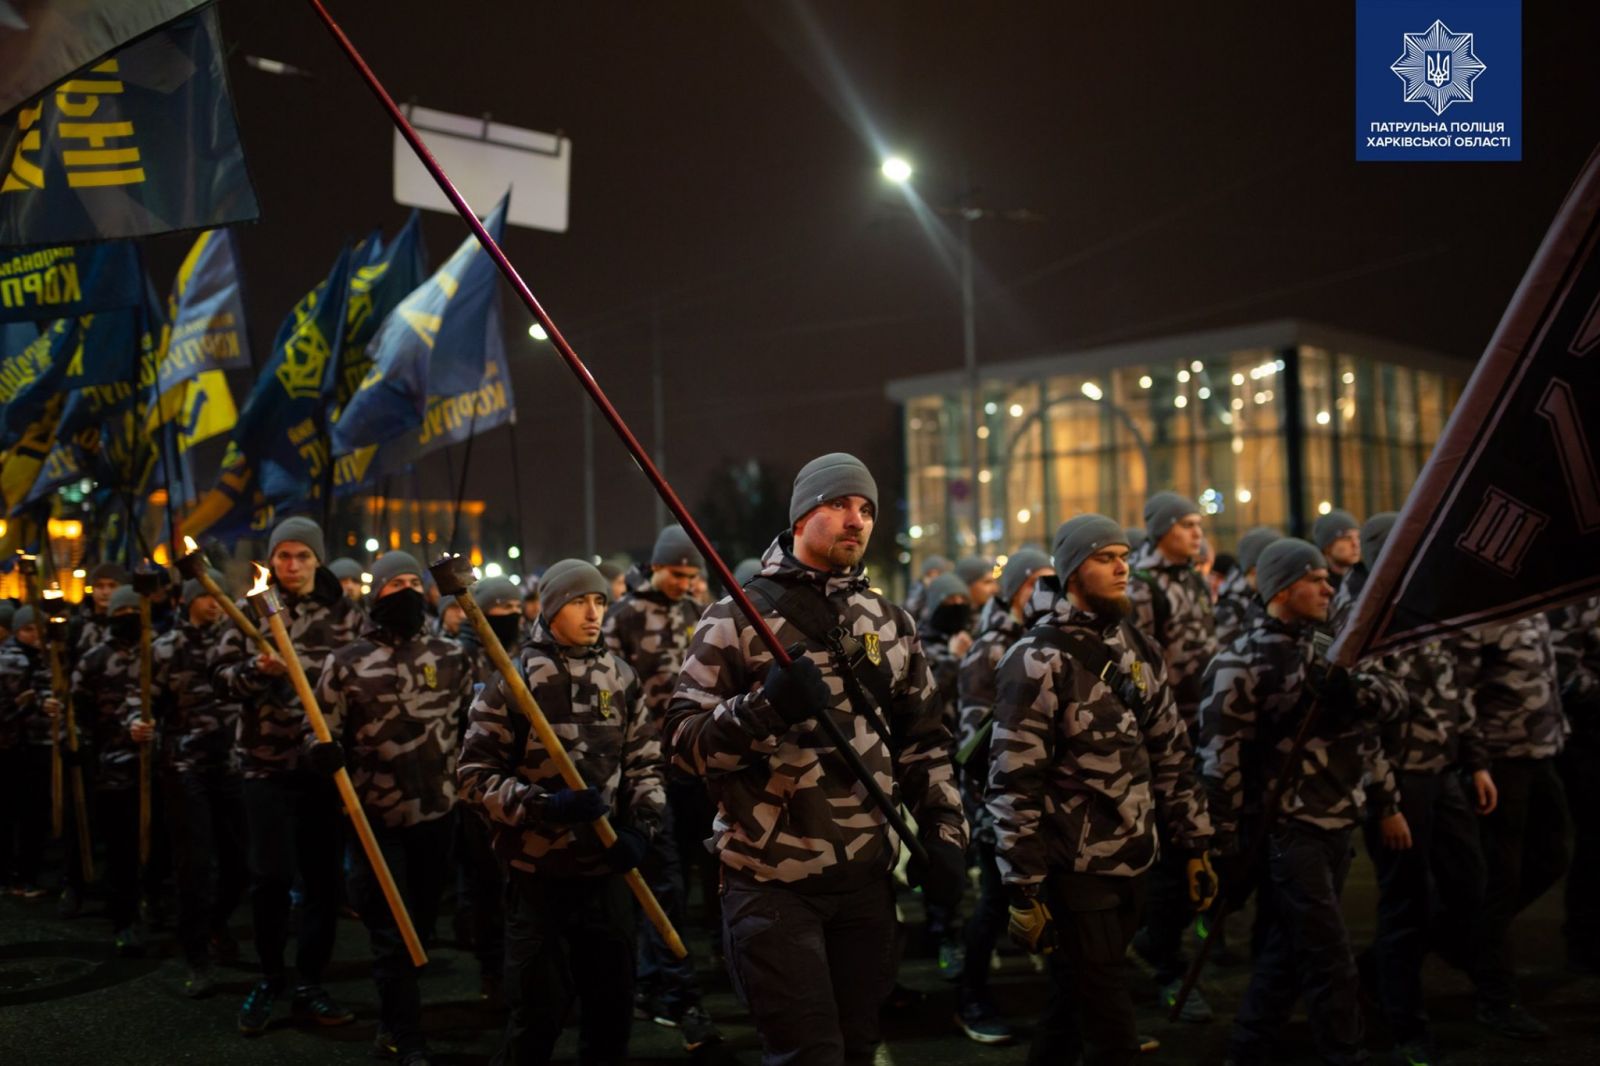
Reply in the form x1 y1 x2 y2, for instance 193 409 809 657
393 105 570 233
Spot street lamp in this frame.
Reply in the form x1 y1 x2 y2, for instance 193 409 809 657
880 156 913 184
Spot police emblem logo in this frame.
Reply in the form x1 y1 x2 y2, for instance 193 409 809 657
598 689 614 717
421 662 437 689
1390 19 1486 116
863 633 882 666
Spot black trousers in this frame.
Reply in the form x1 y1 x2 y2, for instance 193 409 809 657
0 745 50 887
1230 824 1364 1066
1558 729 1600 966
1362 770 1485 1040
455 808 505 979
1472 756 1570 1005
958 837 1009 1003
96 788 141 930
636 799 701 1013
1029 871 1146 1066
241 773 344 985
164 768 248 965
347 816 454 1053
721 874 896 1066
1135 839 1192 983
668 778 721 932
497 871 636 1066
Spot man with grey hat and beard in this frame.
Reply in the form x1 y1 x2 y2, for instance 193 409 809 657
1126 491 1220 1020
458 558 666 1066
953 547 1053 1044
988 516 1214 1065
1312 509 1361 593
1199 538 1407 1066
213 515 365 1037
1214 528 1282 649
317 551 475 1066
666 452 967 1066
603 524 720 1050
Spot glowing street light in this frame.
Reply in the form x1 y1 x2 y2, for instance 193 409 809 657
527 323 548 341
880 156 913 184
1080 381 1104 401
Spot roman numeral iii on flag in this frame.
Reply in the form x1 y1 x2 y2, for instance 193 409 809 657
1332 141 1600 666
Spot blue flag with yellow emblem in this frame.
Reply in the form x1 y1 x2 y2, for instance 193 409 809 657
146 227 248 452
0 240 142 322
332 210 427 421
182 247 351 541
0 7 258 248
331 192 508 456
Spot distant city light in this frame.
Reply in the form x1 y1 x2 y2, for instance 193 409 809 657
1190 360 1204 372
484 562 503 578
1174 395 1189 408
364 537 380 552
1009 403 1025 417
1231 437 1244 454
1316 410 1331 425
1232 372 1245 386
1016 509 1032 524
1197 387 1211 399
978 469 992 484
527 323 548 341
976 425 990 439
1081 381 1104 401
1237 487 1253 503
508 546 521 559
1219 411 1234 425
909 525 924 539
1342 371 1356 385
1318 500 1333 515
1177 370 1191 383
1138 375 1153 389
1231 397 1244 410
880 156 913 184
984 401 998 415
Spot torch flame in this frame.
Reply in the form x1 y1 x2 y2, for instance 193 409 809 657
42 586 63 601
183 536 200 555
248 563 272 596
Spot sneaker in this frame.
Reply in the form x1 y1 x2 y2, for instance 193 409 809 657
1475 1000 1548 1042
937 941 966 982
113 925 146 958
1137 1033 1161 1053
57 886 82 919
17 884 47 901
238 980 278 1036
292 984 356 1026
1160 979 1214 1023
184 963 217 999
1392 1038 1436 1065
678 1005 722 1053
636 992 678 1028
954 999 1016 1045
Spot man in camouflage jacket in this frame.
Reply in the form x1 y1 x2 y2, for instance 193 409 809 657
1552 594 1600 976
0 605 60 898
1199 538 1406 1066
1214 527 1280 650
316 550 473 1066
666 453 967 1066
1467 612 1571 1040
212 516 364 1035
602 525 720 1046
988 516 1213 1065
71 585 148 951
1125 491 1221 1015
953 548 1051 1044
458 559 665 1066
146 573 248 997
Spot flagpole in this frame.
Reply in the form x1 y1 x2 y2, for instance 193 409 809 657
306 0 928 864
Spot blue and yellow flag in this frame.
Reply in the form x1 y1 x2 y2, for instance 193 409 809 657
331 193 509 456
146 227 248 450
0 240 142 323
183 248 352 542
0 316 79 448
332 211 427 421
0 7 258 247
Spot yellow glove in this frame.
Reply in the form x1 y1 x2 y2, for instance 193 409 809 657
1006 888 1058 955
1186 852 1219 911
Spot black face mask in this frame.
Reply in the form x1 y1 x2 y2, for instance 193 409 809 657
109 615 142 644
928 602 970 637
487 612 522 648
370 588 427 638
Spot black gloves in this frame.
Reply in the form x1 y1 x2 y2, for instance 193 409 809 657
760 655 829 727
601 825 650 873
305 741 344 777
1315 665 1360 719
538 787 609 826
909 837 969 912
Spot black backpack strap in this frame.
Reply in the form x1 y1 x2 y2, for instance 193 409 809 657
1025 622 1153 721
746 576 899 752
1130 568 1173 644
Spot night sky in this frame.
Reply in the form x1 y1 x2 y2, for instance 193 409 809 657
144 1 1600 566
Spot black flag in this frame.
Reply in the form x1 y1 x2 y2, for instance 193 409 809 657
1332 142 1600 666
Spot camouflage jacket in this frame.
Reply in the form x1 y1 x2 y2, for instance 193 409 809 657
1198 612 1404 851
318 626 474 828
986 584 1213 884
1128 542 1218 726
1472 614 1567 760
917 621 965 736
957 597 1036 845
212 570 364 779
1551 596 1600 737
457 616 665 877
71 637 144 791
603 565 703 723
0 636 55 749
151 620 242 775
72 608 108 663
665 535 967 892
1213 569 1257 651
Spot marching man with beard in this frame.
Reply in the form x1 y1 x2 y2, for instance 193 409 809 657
666 452 967 1066
317 551 475 1066
988 516 1214 1066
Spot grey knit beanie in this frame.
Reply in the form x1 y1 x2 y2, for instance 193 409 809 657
651 525 703 569
1312 509 1359 551
789 452 878 524
1256 538 1327 604
88 562 130 585
954 556 995 585
1360 513 1398 569
920 573 970 620
1144 491 1201 542
475 575 522 610
268 516 327 563
369 551 423 593
109 586 141 613
328 558 363 581
10 605 35 629
732 558 763 585
998 548 1052 604
538 560 610 622
181 568 227 604
1236 527 1284 573
921 554 953 577
1052 515 1131 580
